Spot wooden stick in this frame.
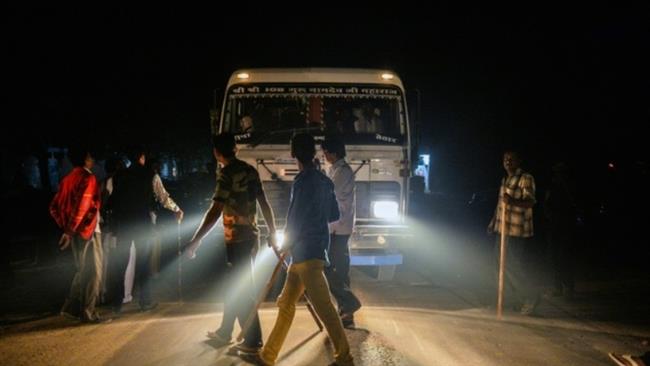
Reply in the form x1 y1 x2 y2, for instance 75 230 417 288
497 200 507 320
236 251 287 342
177 220 183 303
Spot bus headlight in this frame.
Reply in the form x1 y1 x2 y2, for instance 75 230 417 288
274 230 285 249
372 201 399 220
377 235 387 245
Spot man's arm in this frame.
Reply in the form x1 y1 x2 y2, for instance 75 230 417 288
152 173 183 221
504 174 536 208
184 200 224 258
284 182 308 251
69 176 98 233
185 168 233 258
487 205 497 234
503 195 535 208
330 165 353 228
61 175 98 249
488 181 502 234
191 200 223 242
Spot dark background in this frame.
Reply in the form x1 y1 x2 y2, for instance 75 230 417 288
5 6 648 190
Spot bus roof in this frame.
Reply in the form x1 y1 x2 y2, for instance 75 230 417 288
227 68 405 91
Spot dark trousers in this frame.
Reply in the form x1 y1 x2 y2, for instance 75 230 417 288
62 233 103 320
325 234 361 315
494 236 540 306
216 239 262 348
109 228 153 310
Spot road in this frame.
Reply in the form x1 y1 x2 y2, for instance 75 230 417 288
2 263 648 366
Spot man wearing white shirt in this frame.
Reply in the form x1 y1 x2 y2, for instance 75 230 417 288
108 149 183 314
321 136 362 328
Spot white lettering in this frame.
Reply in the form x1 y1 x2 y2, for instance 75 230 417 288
375 134 398 143
234 133 251 141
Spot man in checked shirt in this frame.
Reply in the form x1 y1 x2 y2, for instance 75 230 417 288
488 150 540 315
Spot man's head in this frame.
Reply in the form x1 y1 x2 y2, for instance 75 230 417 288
128 147 147 167
212 132 237 165
503 150 522 173
105 156 126 175
321 135 346 164
69 146 95 170
291 133 316 165
148 156 161 174
240 115 254 132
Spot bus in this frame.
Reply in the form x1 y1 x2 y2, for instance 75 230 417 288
217 68 413 280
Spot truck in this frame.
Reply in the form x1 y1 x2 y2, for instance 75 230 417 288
216 68 414 280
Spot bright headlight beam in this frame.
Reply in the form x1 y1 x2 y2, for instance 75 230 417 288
274 230 285 249
372 201 399 220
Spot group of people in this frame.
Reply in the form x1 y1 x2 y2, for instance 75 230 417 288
49 134 360 365
49 148 183 323
182 133 359 365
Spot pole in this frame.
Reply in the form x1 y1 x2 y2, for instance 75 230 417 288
177 220 183 303
497 199 507 320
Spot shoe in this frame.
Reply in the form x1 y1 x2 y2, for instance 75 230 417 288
340 312 356 329
227 342 261 356
238 352 271 366
328 357 355 366
139 302 158 312
608 352 643 366
206 330 232 347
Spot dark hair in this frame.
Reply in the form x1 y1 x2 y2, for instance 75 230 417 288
68 145 93 167
321 135 346 159
105 156 125 175
212 133 236 158
503 150 522 162
127 146 147 164
147 156 161 173
291 133 316 164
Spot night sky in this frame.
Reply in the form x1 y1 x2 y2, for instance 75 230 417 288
5 5 649 197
